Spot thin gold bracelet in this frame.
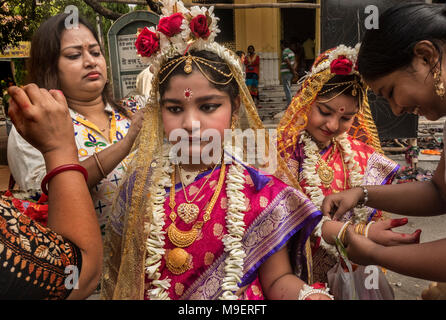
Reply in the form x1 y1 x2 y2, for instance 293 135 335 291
93 152 107 179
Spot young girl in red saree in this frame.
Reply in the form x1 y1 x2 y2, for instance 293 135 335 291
277 45 421 296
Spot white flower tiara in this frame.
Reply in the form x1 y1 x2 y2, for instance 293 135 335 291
134 0 239 80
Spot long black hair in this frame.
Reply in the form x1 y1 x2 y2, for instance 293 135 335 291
358 2 446 81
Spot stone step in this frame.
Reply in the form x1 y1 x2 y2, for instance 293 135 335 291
259 90 298 100
258 101 288 109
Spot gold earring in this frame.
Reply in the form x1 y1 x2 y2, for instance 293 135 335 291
433 68 445 99
231 114 238 130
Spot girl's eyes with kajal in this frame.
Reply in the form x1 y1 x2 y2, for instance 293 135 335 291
166 106 183 113
317 106 331 116
200 104 221 113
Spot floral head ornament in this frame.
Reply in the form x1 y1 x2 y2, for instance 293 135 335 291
134 0 221 73
277 43 383 160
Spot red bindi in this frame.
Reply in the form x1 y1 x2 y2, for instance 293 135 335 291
184 88 192 100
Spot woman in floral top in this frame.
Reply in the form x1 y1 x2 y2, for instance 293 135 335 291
7 14 145 234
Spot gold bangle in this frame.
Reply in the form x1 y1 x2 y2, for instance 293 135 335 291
354 222 366 235
364 221 375 238
337 221 352 246
93 152 107 179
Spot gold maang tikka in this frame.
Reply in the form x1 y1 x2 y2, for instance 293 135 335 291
159 53 234 85
184 54 193 74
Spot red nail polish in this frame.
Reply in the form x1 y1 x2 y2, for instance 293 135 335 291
414 229 422 242
390 218 408 228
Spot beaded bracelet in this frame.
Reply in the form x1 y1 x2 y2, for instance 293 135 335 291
356 186 369 208
298 284 334 300
41 164 88 195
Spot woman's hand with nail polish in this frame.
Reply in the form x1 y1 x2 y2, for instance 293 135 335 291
367 218 421 246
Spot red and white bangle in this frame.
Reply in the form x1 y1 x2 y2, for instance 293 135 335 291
298 283 334 300
41 164 88 195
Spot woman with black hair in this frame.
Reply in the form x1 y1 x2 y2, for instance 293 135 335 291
7 13 145 233
322 2 446 287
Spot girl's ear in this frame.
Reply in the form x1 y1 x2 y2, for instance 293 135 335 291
412 40 441 70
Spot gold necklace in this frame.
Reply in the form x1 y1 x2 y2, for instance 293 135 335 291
166 162 226 275
177 163 218 224
316 140 337 188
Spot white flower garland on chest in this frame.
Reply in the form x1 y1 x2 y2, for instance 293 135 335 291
300 131 369 257
143 145 247 300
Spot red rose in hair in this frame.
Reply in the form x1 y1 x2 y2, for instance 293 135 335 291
311 282 326 290
158 13 183 37
330 55 353 75
135 27 159 58
189 14 210 39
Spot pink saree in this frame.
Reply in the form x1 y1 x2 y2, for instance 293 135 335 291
107 164 322 300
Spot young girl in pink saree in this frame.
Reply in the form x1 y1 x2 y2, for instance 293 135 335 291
100 0 332 300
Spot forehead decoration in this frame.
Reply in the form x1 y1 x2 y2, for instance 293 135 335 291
184 88 192 100
134 0 239 93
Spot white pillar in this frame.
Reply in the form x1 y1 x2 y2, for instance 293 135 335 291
259 52 280 87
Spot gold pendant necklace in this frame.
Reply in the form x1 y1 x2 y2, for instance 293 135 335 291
317 140 337 188
165 161 226 275
177 164 218 224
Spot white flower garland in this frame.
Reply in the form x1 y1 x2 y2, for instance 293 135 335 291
300 131 369 257
144 145 247 300
144 145 173 300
